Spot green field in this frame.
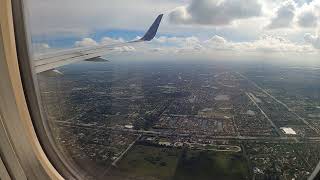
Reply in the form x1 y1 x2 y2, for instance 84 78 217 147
111 144 180 180
173 149 249 180
110 144 250 180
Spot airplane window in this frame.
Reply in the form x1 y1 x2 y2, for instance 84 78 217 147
24 0 320 179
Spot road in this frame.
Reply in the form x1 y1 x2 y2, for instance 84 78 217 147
246 92 282 136
111 134 141 167
56 121 320 143
237 72 320 135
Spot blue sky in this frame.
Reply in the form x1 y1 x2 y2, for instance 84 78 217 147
31 29 152 48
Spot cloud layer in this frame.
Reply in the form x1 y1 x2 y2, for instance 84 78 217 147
75 38 98 47
28 0 320 61
297 0 320 28
169 0 262 25
153 35 314 54
74 37 135 52
304 33 320 48
266 1 296 29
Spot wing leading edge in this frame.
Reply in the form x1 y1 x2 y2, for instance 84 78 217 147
34 14 164 74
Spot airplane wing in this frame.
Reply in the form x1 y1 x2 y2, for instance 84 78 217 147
33 14 163 74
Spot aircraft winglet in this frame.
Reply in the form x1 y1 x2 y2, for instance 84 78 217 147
35 14 164 73
140 14 163 41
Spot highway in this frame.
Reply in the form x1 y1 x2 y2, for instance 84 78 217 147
246 92 282 136
237 72 320 135
56 121 320 143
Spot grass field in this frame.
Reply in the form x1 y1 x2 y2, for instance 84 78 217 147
173 149 249 180
112 144 180 180
111 144 250 180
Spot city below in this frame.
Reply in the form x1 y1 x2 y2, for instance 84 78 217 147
39 60 320 180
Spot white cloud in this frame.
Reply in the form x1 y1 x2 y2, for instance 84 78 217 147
33 43 50 49
239 35 313 53
28 0 320 61
74 37 136 51
32 43 51 54
94 36 136 51
304 33 320 48
298 11 318 27
168 0 262 26
205 35 313 53
204 35 227 44
101 37 124 45
154 36 184 44
74 38 98 47
154 36 203 51
266 0 296 29
114 46 136 52
296 0 320 28
152 34 315 54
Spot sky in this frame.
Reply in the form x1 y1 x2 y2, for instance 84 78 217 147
26 0 320 62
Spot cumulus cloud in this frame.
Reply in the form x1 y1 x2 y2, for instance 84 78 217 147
73 37 136 53
74 38 98 47
266 0 296 29
294 0 308 6
33 43 50 49
74 37 128 48
114 46 136 52
32 43 51 54
69 34 316 61
296 0 320 28
204 35 227 44
240 35 313 53
304 33 320 49
154 36 203 51
168 0 262 26
153 34 314 54
101 37 124 45
71 33 317 58
298 11 318 27
204 35 314 53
